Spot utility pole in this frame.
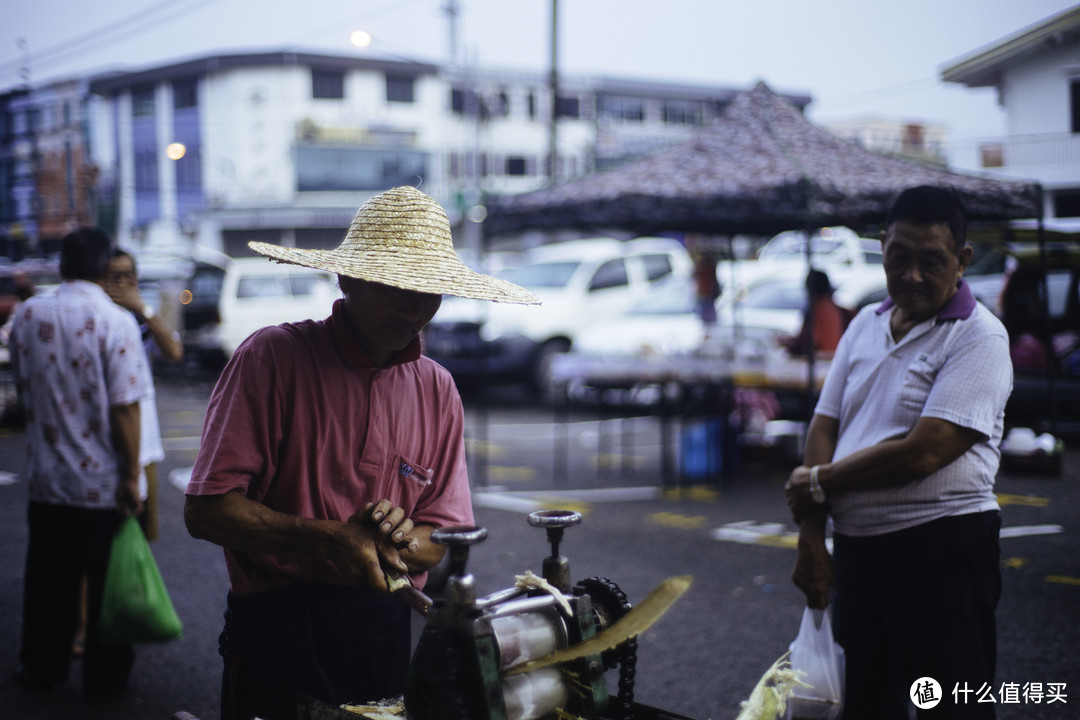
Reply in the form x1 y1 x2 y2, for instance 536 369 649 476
548 0 559 184
443 0 461 67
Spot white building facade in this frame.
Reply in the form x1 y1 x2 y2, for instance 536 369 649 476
941 5 1080 219
80 51 809 257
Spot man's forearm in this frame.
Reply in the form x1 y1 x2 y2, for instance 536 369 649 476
185 490 343 557
109 401 141 483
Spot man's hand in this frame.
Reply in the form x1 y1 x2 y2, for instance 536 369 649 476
792 527 832 609
337 500 422 592
105 280 146 315
785 465 814 524
116 474 144 517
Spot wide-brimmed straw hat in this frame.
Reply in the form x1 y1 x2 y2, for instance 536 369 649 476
248 186 539 305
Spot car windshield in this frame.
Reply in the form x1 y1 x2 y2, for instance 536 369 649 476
758 236 845 260
741 281 806 310
499 261 580 289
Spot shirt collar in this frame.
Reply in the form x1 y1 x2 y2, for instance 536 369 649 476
327 298 421 368
875 278 976 322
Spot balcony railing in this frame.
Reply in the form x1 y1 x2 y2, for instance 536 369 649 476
979 132 1080 169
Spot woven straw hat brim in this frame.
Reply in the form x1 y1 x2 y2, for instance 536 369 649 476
246 243 539 304
246 186 539 305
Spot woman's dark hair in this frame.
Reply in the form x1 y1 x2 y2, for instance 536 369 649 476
806 269 833 297
884 185 968 254
111 247 137 273
60 227 114 281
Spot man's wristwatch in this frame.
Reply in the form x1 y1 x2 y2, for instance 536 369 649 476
809 465 826 504
140 304 155 321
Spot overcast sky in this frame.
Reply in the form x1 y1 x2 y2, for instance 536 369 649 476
2 0 1076 147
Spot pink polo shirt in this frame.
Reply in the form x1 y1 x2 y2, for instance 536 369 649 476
187 300 473 595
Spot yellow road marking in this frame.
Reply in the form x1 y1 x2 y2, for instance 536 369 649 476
648 512 706 530
1045 575 1080 586
1002 557 1029 569
996 493 1050 508
486 466 536 483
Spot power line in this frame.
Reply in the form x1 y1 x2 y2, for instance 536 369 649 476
1 0 222 81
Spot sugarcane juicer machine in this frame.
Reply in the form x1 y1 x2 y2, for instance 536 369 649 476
405 509 688 720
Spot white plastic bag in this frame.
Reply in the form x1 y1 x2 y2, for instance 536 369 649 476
786 606 844 720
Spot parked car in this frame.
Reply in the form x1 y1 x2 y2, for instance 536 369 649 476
570 267 887 361
183 256 342 366
422 236 693 392
997 243 1080 434
715 226 883 305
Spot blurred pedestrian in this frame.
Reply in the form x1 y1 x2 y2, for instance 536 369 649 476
9 227 153 700
183 186 538 720
780 269 851 356
784 186 1012 719
105 248 183 541
693 250 721 327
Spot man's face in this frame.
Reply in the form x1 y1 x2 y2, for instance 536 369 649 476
880 220 972 323
341 278 442 364
106 255 137 288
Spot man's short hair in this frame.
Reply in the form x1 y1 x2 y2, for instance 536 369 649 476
60 227 114 281
885 185 968 254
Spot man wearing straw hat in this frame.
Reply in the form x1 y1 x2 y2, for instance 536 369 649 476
184 186 538 720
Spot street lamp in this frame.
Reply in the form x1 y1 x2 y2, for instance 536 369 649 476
165 142 186 160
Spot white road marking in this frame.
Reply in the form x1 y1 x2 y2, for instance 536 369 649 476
710 521 1066 549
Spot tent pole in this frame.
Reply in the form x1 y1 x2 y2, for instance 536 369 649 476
1034 186 1056 437
803 226 816 426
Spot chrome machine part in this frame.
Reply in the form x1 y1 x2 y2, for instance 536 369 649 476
502 667 569 720
527 509 583 592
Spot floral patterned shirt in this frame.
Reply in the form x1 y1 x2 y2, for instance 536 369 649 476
10 280 152 509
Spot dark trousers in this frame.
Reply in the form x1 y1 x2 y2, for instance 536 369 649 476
219 582 411 720
20 501 135 696
833 511 1001 720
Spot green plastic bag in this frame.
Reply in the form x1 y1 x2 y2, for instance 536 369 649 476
100 516 183 643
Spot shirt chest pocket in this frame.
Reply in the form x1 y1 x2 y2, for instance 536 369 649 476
383 454 432 515
899 353 942 411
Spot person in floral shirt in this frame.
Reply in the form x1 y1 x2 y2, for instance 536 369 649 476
9 226 152 700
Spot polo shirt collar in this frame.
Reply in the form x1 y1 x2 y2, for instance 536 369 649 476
875 278 976 322
327 298 421 368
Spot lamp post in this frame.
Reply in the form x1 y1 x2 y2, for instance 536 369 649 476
548 0 559 184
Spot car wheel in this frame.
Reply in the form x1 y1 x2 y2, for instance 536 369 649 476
532 338 571 401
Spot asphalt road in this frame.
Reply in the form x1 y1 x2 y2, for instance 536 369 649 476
0 367 1077 720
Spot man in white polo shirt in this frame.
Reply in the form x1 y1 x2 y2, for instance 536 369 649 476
785 185 1012 719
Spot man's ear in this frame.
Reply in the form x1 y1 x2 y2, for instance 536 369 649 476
958 244 974 273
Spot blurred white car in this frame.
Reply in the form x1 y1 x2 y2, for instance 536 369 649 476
572 268 888 361
184 257 342 364
423 236 693 391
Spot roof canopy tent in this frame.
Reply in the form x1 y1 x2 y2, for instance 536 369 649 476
483 82 1049 429
484 82 1042 239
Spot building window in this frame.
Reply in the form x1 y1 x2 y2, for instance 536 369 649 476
1071 80 1080 134
505 156 528 176
662 100 702 126
312 69 345 100
132 85 155 118
555 95 580 119
386 75 415 103
1053 190 1080 218
527 91 537 119
173 78 198 109
296 146 427 191
492 90 510 117
134 150 158 191
598 96 644 122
